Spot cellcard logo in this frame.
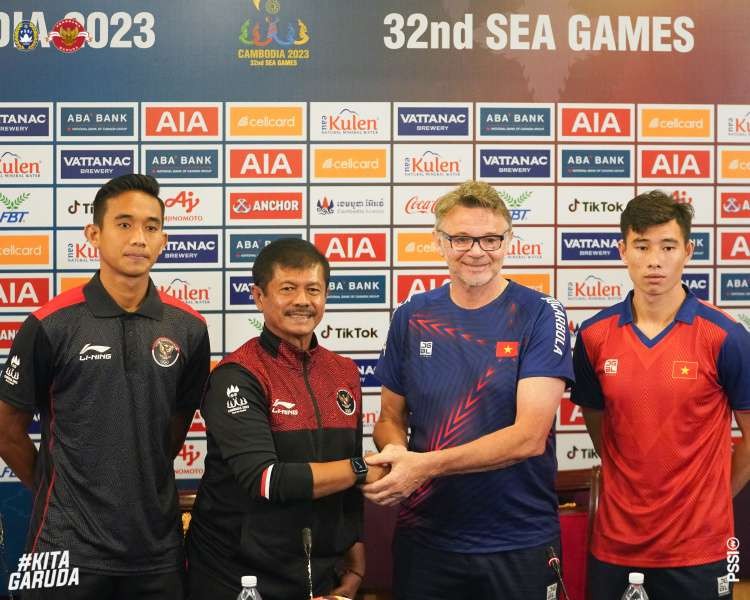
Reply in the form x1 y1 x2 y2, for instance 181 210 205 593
561 232 620 261
313 147 387 180
229 232 302 263
327 274 386 305
0 106 50 137
228 105 303 138
143 105 220 138
640 107 712 139
560 149 631 179
145 148 219 179
479 148 551 179
229 276 254 306
158 234 218 264
478 106 551 137
59 148 134 180
720 148 750 180
0 234 50 266
60 105 135 138
559 107 632 139
397 106 469 136
682 273 710 300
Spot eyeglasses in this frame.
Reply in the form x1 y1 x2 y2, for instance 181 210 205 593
437 228 511 252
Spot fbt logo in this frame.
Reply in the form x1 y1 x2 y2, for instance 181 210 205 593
228 148 304 179
560 107 632 138
640 149 711 179
230 191 303 220
0 277 49 308
721 232 750 261
0 321 21 350
682 273 709 300
721 192 750 219
144 106 220 138
313 232 387 263
396 273 450 303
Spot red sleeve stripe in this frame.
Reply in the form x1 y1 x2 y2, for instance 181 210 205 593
260 464 274 500
158 291 206 323
33 286 86 321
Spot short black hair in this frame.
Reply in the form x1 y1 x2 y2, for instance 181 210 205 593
252 238 330 292
620 190 694 244
93 173 164 226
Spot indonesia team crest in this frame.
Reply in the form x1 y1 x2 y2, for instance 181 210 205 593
151 336 181 368
336 389 356 416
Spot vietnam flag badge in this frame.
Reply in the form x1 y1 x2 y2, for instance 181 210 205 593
672 360 698 379
496 341 519 358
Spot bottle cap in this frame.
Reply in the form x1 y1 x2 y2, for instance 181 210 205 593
241 575 257 587
628 572 644 585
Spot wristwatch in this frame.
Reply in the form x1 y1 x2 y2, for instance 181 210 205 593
350 456 369 484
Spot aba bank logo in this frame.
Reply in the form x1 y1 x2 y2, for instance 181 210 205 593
229 232 302 263
721 192 750 219
229 275 255 306
566 275 624 302
354 358 381 389
682 273 710 300
479 148 551 178
721 273 750 301
0 321 21 350
0 277 50 307
314 232 387 263
144 105 220 137
60 149 133 180
146 148 218 178
0 106 49 137
158 234 218 264
560 107 632 138
561 232 620 261
228 147 304 179
396 273 450 303
230 191 303 219
397 107 469 136
321 107 382 136
327 274 386 304
640 149 711 179
690 232 710 261
721 231 750 261
158 277 213 306
60 106 134 137
478 106 551 137
561 149 631 178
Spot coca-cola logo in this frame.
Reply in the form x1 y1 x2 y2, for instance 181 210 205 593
404 196 437 215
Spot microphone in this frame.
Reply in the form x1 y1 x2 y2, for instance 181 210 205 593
546 546 571 600
302 527 312 600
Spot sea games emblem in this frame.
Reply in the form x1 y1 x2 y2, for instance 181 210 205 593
237 0 310 68
48 18 88 53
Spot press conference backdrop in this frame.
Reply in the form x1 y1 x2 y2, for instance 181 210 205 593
1 0 750 591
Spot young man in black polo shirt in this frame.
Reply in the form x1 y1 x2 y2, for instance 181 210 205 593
0 174 210 599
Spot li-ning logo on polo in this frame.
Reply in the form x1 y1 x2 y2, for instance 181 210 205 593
79 343 112 361
226 384 249 415
604 358 618 375
271 399 298 416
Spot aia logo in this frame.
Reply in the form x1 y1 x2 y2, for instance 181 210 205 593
0 277 49 307
144 106 220 137
313 232 387 263
229 147 304 179
640 149 711 179
720 231 750 260
559 396 585 428
396 274 450 303
560 107 632 138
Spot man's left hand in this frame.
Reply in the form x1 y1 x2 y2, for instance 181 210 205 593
360 444 432 506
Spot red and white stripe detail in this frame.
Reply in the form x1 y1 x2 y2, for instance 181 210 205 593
260 464 274 500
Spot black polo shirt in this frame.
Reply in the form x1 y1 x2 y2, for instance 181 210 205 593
0 272 210 574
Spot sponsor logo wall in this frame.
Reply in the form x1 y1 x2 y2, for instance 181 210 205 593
1 101 748 472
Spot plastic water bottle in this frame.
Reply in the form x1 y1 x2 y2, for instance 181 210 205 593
621 572 649 600
237 575 263 600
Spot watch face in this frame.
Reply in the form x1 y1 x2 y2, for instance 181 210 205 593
351 456 368 474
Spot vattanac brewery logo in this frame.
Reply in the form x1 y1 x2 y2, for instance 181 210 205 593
236 0 310 68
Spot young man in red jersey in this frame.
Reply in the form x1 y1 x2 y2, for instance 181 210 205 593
572 191 750 600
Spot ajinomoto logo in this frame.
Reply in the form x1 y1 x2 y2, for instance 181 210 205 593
228 105 303 138
505 272 551 294
143 105 220 139
312 147 387 180
396 231 442 264
640 107 712 139
0 234 50 265
720 149 750 180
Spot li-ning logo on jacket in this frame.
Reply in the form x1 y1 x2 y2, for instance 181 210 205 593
226 384 249 415
79 343 112 361
271 399 298 416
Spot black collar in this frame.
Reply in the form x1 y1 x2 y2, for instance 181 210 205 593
259 325 319 359
83 271 164 320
